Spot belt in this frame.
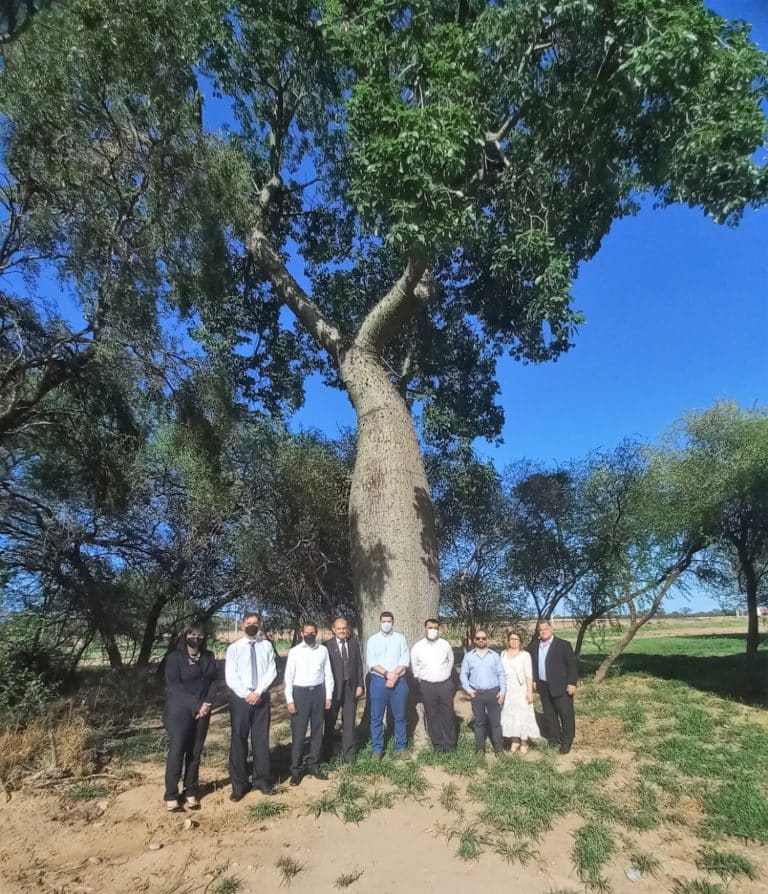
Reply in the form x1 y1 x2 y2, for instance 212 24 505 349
293 684 323 691
474 687 500 693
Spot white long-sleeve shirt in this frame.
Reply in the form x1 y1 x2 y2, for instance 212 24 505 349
411 637 454 683
225 636 277 699
283 641 334 704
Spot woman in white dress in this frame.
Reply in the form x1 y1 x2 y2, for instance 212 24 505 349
500 630 540 754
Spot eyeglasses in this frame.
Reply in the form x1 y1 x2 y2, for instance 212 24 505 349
475 637 487 642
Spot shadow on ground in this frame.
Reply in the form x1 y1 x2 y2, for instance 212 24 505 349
579 634 768 706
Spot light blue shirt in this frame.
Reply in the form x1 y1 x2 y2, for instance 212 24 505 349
459 649 507 693
366 630 410 675
538 638 553 681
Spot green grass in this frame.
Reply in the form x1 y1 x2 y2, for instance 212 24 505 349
695 847 758 882
334 869 364 888
670 881 726 894
307 793 338 818
112 731 167 762
210 877 240 894
492 837 536 865
275 856 302 887
702 778 768 842
439 782 462 813
248 801 287 820
628 849 661 878
571 822 615 892
64 781 108 801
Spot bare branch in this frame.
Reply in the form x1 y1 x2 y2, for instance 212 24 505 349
355 255 430 350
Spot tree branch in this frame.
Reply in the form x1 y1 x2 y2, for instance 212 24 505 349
246 225 341 355
355 255 430 350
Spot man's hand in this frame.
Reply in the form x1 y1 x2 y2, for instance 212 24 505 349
287 702 297 714
197 702 211 718
244 691 260 705
385 678 395 689
466 688 476 699
325 699 332 710
566 684 576 697
385 671 397 684
355 686 364 699
496 692 505 706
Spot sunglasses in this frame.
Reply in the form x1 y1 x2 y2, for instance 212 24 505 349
475 637 487 642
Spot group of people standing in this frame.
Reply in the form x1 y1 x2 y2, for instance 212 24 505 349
161 612 578 811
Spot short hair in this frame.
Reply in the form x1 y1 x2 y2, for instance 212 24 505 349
424 618 440 626
331 616 349 627
302 620 318 632
537 618 553 627
474 628 488 638
380 611 394 621
243 611 261 623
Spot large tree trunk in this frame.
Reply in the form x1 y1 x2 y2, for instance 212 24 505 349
340 345 439 652
136 591 169 667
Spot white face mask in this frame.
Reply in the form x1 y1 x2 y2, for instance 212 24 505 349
380 621 393 634
426 628 439 641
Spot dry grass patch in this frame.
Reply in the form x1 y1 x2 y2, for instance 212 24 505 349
0 714 93 792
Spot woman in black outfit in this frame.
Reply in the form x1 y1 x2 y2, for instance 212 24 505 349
163 626 218 811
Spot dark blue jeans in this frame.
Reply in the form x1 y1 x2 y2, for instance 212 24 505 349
369 674 409 752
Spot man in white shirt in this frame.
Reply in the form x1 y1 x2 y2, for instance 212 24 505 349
284 621 334 786
411 618 457 753
225 611 277 800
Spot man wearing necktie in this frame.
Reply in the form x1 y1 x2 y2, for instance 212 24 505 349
225 612 277 800
323 617 365 763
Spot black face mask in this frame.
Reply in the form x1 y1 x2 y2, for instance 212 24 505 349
244 624 259 638
303 633 317 646
186 636 203 649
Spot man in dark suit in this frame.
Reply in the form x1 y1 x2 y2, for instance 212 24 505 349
323 616 365 763
530 618 578 754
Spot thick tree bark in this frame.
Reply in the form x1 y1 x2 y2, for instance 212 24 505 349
339 344 439 651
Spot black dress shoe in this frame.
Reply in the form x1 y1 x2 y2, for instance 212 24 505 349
308 767 328 780
229 791 246 803
289 773 302 787
559 744 572 755
253 782 276 796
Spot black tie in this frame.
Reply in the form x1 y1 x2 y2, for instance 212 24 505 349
341 640 350 681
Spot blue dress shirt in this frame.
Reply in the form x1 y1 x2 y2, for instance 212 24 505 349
459 649 507 693
365 630 410 675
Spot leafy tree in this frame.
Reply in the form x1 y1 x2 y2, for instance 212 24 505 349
3 0 766 645
429 442 525 648
651 402 768 658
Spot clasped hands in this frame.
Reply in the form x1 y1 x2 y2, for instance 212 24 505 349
244 690 262 706
384 671 399 689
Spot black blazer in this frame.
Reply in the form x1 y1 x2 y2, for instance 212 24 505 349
323 635 364 700
164 648 218 714
529 636 578 697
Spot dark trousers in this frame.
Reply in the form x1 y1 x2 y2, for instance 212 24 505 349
290 685 325 773
538 681 575 747
470 687 503 753
229 694 271 794
420 678 456 751
163 707 210 801
324 680 358 763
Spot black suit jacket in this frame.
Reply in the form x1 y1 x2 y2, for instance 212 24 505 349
323 635 364 700
529 636 578 697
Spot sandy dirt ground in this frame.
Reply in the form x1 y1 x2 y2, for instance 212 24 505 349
2 685 768 894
